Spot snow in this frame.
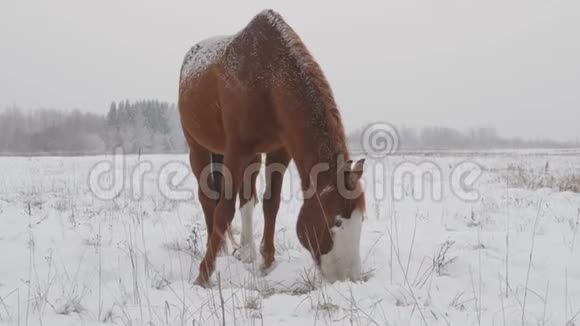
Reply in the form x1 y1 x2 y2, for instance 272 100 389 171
180 35 233 84
0 151 579 325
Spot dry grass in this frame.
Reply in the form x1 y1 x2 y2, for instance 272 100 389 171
432 240 457 276
55 295 85 315
504 163 580 193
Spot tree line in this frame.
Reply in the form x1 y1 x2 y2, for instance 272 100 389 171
104 100 185 154
0 100 186 155
0 101 577 155
348 124 579 152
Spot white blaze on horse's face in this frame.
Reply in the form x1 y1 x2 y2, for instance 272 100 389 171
320 209 364 282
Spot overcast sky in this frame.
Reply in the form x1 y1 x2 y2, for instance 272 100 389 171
1 1 579 141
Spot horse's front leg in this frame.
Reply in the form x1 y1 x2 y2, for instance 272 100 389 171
194 149 252 287
234 154 261 264
260 149 291 272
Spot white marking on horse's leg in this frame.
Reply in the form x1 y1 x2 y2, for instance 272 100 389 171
320 209 363 282
227 227 240 249
217 234 230 256
235 198 257 263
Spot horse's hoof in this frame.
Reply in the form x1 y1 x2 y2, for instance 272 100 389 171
193 275 210 288
260 260 277 276
233 244 257 264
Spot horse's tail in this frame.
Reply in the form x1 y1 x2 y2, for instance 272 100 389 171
210 153 240 248
210 152 224 196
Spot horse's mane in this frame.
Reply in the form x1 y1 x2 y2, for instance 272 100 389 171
250 10 349 162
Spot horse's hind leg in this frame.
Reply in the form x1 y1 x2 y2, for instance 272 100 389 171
188 143 222 250
234 154 262 263
195 148 254 286
260 148 291 271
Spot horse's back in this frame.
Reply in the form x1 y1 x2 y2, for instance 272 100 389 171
180 35 233 85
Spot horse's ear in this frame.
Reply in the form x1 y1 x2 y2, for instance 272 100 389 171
342 158 365 190
350 158 365 183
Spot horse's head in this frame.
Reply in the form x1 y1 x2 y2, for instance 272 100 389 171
297 158 366 282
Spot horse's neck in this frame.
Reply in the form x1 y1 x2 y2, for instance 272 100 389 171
289 120 350 192
266 38 349 191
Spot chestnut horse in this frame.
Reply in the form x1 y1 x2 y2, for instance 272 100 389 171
178 9 366 287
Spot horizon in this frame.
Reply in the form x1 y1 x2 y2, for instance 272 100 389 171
2 100 580 145
2 101 578 147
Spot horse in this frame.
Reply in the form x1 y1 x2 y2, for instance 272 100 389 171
178 9 366 287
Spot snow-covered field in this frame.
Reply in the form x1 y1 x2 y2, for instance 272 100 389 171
1 151 579 325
